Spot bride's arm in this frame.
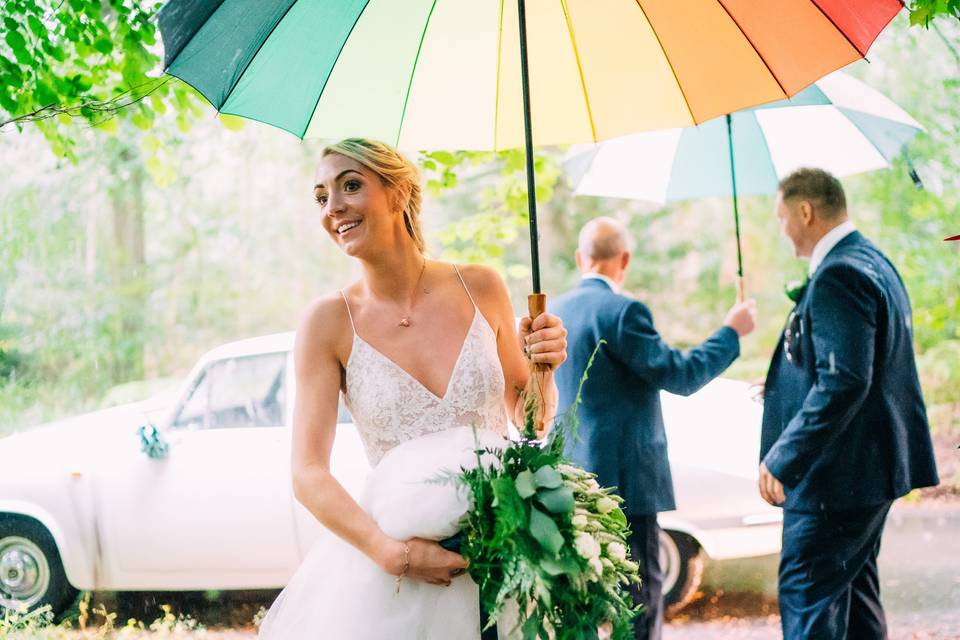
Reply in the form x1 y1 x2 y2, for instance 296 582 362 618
290 296 465 586
460 265 567 434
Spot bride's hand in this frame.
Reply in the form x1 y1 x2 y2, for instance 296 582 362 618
519 312 567 370
383 538 468 587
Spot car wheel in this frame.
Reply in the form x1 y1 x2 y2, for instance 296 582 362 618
659 529 704 616
0 516 78 618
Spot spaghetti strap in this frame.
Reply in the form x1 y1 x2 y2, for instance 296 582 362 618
452 264 479 310
339 290 357 334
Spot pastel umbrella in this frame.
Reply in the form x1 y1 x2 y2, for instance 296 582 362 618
157 0 904 294
564 71 923 297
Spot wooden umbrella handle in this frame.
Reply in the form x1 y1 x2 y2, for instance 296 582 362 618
736 276 746 303
527 293 552 372
526 293 550 438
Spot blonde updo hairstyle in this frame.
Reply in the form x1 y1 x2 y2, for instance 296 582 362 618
321 138 425 254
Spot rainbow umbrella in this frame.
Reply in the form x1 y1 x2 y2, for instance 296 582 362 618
158 0 904 295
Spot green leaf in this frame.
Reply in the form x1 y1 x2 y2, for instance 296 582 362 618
536 486 575 514
131 110 153 130
522 613 540 640
430 150 456 166
0 89 17 113
528 506 564 556
34 81 58 107
608 508 627 528
5 30 31 65
93 38 113 54
539 553 580 577
26 15 46 38
514 469 536 499
218 113 245 131
533 465 562 489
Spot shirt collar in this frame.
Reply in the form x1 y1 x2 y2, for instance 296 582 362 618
809 221 856 276
582 273 621 293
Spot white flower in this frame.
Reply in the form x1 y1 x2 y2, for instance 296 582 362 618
572 514 589 529
589 556 604 577
596 497 617 514
574 532 601 560
605 542 627 562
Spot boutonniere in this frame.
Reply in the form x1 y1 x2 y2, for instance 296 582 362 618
784 278 809 304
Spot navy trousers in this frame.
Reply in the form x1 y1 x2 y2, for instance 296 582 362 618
779 502 892 640
627 514 664 640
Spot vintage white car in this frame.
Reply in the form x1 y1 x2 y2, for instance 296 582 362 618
0 333 781 618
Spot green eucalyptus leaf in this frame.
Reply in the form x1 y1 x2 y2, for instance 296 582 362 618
533 465 562 489
528 506 564 557
514 469 536 499
536 486 575 514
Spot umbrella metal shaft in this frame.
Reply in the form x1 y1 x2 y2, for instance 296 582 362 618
518 0 541 294
726 114 746 301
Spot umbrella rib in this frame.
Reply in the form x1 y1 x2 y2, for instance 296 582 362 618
493 0 506 151
714 0 788 99
299 1 374 139
395 0 440 146
559 0 597 142
219 0 302 116
632 0 696 125
807 0 868 58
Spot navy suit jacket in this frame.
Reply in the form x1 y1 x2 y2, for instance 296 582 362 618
552 278 740 515
761 231 939 511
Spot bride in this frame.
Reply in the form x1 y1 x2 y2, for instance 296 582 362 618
258 138 567 639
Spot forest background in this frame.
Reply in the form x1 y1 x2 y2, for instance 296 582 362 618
1 2 958 491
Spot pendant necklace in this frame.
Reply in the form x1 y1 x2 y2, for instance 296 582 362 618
398 258 428 328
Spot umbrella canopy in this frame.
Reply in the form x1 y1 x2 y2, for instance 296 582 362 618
565 72 924 202
159 0 903 151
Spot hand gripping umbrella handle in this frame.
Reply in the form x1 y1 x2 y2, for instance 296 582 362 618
526 293 550 437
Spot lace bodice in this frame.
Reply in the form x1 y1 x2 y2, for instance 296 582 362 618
341 269 508 466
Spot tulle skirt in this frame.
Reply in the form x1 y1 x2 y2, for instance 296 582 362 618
258 426 509 640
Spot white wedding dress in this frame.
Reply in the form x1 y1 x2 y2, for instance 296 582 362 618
258 267 510 639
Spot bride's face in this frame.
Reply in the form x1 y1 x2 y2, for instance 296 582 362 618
314 153 400 258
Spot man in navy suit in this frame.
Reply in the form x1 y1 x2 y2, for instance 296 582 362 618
551 217 757 640
761 169 939 639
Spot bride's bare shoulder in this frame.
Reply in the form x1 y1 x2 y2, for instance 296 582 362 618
455 263 508 301
294 290 354 362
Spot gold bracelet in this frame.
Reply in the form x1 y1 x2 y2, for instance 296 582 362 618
394 543 410 594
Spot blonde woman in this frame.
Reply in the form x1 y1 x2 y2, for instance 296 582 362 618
258 139 566 639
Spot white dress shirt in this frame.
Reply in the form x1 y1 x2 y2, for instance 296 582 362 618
808 221 856 276
582 273 622 294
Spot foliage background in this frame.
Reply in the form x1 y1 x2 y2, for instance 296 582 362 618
0 9 958 491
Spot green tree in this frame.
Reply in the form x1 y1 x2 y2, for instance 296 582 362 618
0 0 202 159
910 0 960 27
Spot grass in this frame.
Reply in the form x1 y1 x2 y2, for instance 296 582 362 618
1 593 265 639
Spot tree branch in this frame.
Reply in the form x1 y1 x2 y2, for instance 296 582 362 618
0 77 170 130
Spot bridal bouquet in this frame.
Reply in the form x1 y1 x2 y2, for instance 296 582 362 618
452 346 641 639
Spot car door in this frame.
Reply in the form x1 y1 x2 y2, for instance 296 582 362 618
96 351 300 589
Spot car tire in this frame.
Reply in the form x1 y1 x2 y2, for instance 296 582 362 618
660 529 704 617
0 515 78 618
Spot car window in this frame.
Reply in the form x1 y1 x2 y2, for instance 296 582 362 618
171 352 287 430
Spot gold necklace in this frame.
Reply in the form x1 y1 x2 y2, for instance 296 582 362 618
398 258 427 328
